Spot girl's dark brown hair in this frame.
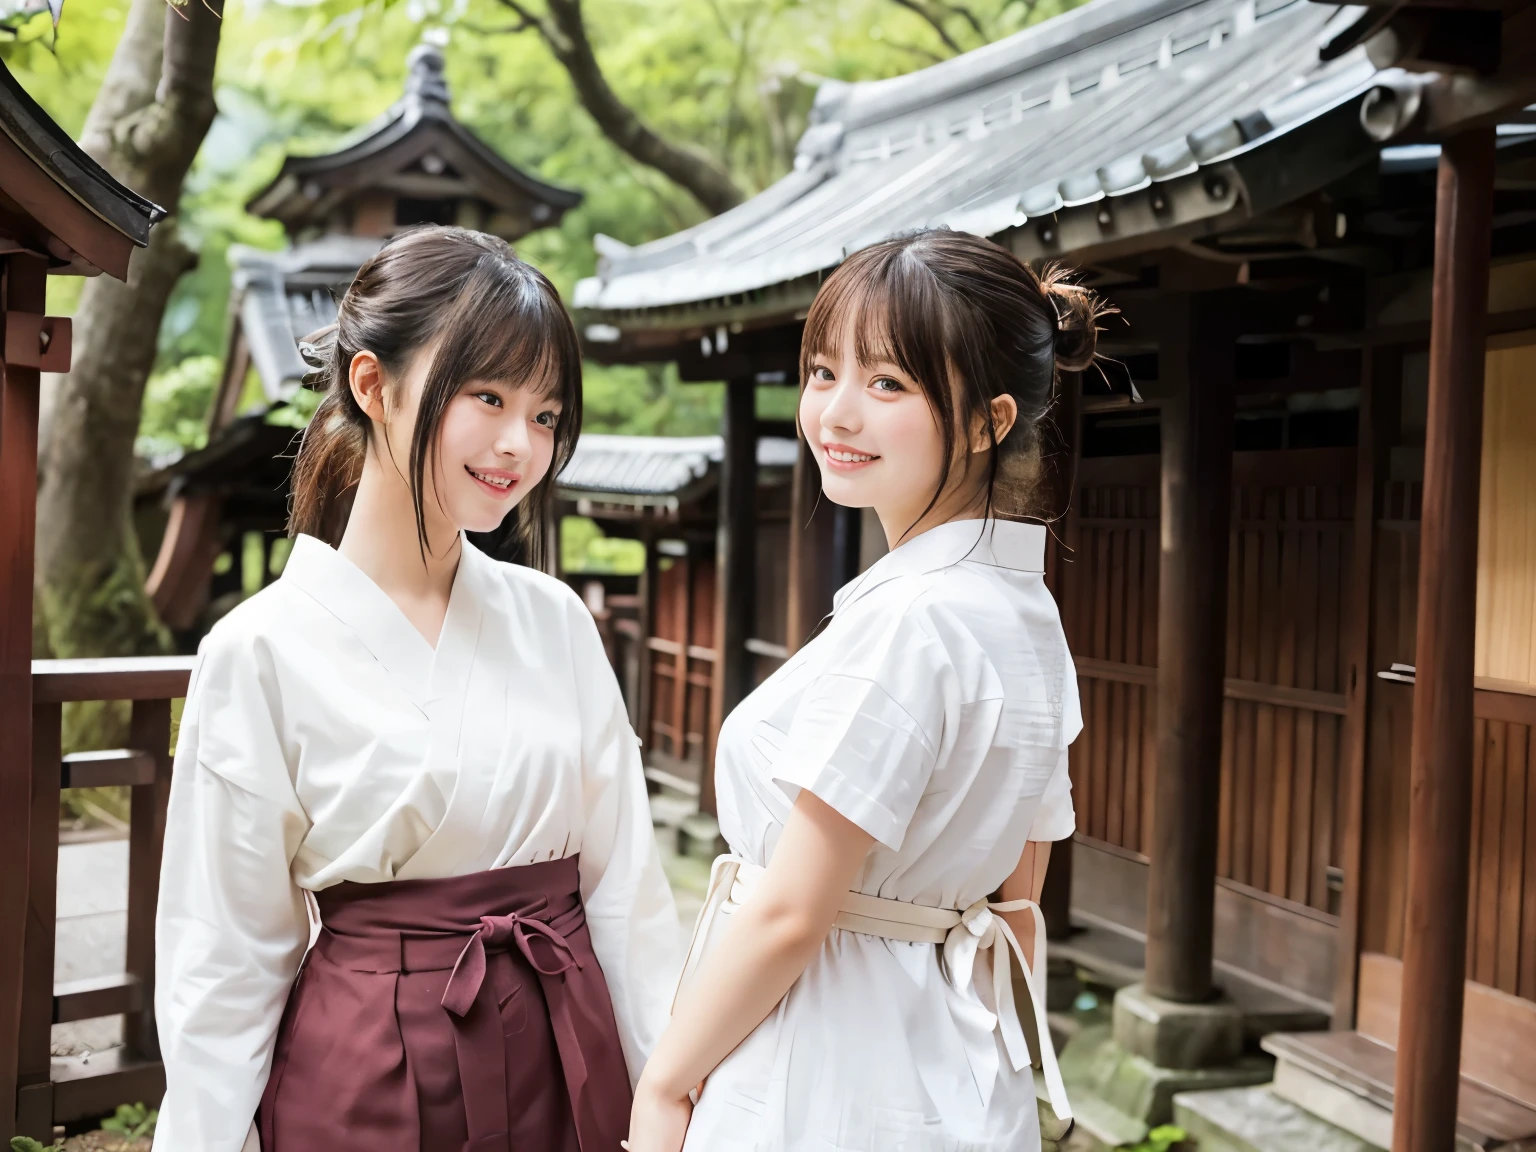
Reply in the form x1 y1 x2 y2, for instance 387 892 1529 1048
289 225 581 569
799 228 1108 532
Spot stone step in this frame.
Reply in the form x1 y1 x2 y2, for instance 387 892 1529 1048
1263 1032 1536 1152
1174 1086 1384 1152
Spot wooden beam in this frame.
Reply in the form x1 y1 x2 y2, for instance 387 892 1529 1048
1039 370 1083 941
705 377 757 816
16 701 60 1142
146 491 224 631
1391 127 1496 1152
1334 345 1402 1029
671 552 693 764
125 698 173 1061
0 253 46 1143
637 524 658 750
1145 291 1237 1004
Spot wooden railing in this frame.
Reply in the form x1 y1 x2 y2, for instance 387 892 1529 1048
14 657 194 1142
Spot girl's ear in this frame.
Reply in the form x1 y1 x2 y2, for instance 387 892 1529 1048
970 393 1019 453
349 350 388 423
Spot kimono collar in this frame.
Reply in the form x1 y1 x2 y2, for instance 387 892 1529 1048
831 518 1046 615
282 533 490 711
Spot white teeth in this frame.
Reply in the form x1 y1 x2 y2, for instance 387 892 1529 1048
828 449 875 463
469 469 513 488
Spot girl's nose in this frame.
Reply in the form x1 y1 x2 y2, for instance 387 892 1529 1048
820 378 862 434
495 417 531 460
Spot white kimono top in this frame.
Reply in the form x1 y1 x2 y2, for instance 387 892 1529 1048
154 535 681 1152
685 518 1079 1152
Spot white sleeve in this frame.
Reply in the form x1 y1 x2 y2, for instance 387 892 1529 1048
771 610 953 852
1028 658 1081 842
1027 748 1076 842
567 596 682 1087
154 629 310 1152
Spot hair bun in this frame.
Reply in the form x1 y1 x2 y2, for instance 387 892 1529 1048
1040 265 1109 374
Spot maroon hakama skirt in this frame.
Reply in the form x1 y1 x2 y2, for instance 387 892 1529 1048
257 855 631 1151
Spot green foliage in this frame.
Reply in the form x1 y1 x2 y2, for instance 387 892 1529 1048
137 355 222 463
1125 1125 1188 1152
561 515 645 575
264 388 322 430
10 1137 62 1152
101 1102 158 1140
3 0 1081 446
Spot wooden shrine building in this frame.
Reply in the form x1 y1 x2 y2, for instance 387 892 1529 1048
554 432 804 798
141 43 580 636
0 55 167 1144
574 0 1536 1145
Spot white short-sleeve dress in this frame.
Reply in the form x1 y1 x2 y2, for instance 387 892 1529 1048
682 518 1080 1152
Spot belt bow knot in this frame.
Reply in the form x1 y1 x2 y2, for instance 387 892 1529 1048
675 855 1072 1124
443 910 582 1018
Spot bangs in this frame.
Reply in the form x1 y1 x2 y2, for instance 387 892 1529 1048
405 242 584 562
800 244 954 404
429 258 579 406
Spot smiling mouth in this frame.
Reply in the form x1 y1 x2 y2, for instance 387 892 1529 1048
466 466 519 493
825 448 879 464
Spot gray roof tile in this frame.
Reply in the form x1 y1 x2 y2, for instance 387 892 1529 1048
575 0 1379 316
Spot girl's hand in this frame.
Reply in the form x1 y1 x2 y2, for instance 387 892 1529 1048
624 1077 693 1152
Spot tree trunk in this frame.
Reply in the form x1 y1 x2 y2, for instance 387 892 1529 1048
499 0 745 216
34 0 223 741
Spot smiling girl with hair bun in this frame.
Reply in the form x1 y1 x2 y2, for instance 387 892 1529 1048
155 225 679 1152
629 228 1105 1152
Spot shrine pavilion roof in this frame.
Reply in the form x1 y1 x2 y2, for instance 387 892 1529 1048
0 58 164 278
572 0 1402 345
247 44 581 240
557 433 800 506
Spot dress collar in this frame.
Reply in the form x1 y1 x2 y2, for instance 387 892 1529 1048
281 533 489 710
832 519 1046 615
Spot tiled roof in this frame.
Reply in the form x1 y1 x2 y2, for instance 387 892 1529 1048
227 235 384 404
557 433 800 502
0 57 164 276
247 44 580 232
574 0 1385 318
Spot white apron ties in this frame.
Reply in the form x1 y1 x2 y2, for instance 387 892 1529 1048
674 854 1072 1124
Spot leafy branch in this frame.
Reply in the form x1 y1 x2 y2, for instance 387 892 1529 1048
485 0 746 215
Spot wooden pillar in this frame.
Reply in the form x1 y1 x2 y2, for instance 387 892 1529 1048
705 376 757 816
1145 292 1236 1004
1333 345 1402 1027
672 551 694 763
787 439 838 652
0 253 48 1142
636 523 658 748
1391 127 1496 1152
1039 369 1083 941
125 698 172 1060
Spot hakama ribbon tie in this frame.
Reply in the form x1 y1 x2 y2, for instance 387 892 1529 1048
443 910 583 1016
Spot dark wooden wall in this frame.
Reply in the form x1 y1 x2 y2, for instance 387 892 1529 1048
1054 447 1355 919
1361 477 1536 1003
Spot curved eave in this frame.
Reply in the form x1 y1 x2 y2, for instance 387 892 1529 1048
577 95 1380 359
0 60 164 279
247 103 580 223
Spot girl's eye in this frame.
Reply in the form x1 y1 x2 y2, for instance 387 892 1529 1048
871 377 904 393
809 365 835 383
475 391 503 408
535 410 559 428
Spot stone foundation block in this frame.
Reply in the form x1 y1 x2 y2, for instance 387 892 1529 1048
1112 982 1244 1069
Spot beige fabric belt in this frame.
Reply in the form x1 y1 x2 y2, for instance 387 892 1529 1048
673 854 1073 1122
